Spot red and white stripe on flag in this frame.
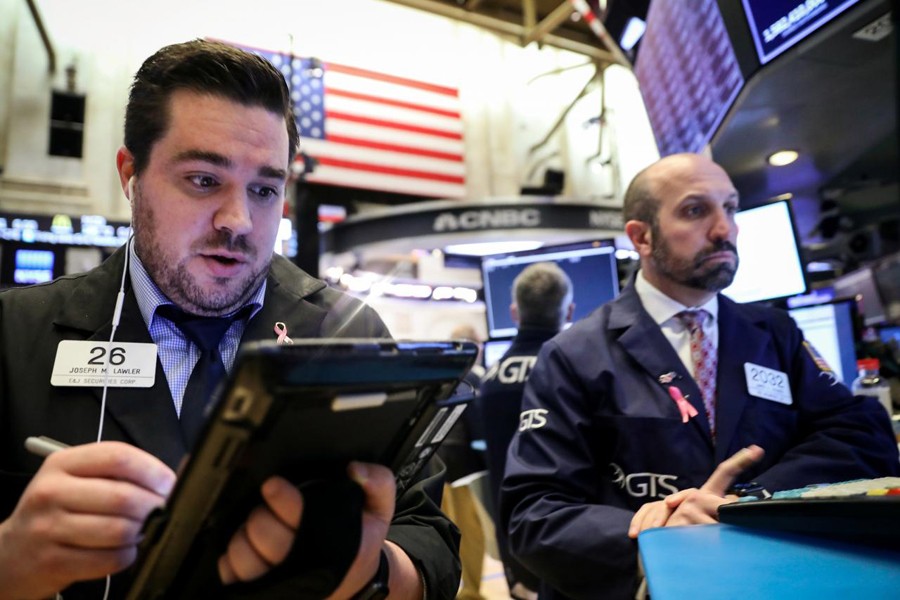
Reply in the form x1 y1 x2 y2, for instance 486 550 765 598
226 41 466 199
302 62 466 199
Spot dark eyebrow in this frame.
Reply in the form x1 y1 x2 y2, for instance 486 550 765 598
259 165 288 181
173 150 287 181
173 150 231 168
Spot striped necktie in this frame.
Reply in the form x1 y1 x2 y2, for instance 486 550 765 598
677 309 717 438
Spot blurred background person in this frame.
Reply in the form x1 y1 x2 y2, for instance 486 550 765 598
479 262 574 599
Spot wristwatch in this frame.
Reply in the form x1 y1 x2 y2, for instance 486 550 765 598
351 549 391 600
728 481 772 500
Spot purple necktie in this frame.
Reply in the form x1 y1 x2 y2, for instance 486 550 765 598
677 310 717 439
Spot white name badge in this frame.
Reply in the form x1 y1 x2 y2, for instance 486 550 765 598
744 362 792 405
51 341 157 388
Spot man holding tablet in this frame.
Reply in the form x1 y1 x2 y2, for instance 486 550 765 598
0 40 458 600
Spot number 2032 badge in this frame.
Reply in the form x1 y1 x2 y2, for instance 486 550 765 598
744 362 792 405
51 341 157 388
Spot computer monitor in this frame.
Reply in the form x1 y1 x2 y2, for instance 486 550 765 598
741 0 863 65
634 0 744 156
480 240 619 339
12 248 56 285
877 324 900 363
787 297 859 384
722 200 808 304
832 266 887 326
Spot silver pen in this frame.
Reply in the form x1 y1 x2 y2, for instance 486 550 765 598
25 436 71 458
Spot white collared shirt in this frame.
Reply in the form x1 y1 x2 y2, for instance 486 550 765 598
634 270 719 377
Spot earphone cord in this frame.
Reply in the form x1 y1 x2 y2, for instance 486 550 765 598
97 233 131 444
88 231 132 600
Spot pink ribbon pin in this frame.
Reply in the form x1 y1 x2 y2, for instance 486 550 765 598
273 322 294 345
668 385 698 423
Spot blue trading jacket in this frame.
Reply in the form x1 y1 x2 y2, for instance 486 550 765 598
501 282 899 600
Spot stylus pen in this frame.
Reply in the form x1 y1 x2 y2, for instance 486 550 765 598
24 436 71 458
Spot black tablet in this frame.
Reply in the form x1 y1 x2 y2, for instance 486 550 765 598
126 339 478 600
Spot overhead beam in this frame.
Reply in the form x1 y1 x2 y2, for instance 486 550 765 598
25 0 56 73
522 0 536 29
522 2 576 47
383 0 617 63
568 0 631 67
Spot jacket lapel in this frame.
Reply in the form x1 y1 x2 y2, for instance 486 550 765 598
53 248 186 471
609 284 714 446
241 255 330 344
713 296 773 463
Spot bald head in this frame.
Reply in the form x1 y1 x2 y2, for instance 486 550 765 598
623 154 733 226
623 153 740 306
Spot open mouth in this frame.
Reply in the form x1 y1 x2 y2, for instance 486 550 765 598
209 255 240 266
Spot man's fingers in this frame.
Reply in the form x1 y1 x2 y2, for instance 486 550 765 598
45 442 176 497
663 488 694 509
700 445 765 496
220 525 272 583
28 475 169 521
348 462 395 524
260 476 303 530
628 501 672 539
218 477 303 585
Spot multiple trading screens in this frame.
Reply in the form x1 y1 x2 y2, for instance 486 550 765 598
0 244 108 288
480 240 620 339
11 248 56 285
480 200 808 342
635 0 866 156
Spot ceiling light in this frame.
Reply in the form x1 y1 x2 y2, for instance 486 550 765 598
767 150 799 166
620 17 647 51
443 241 543 257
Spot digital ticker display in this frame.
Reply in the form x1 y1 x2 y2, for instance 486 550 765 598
634 0 744 156
742 0 861 64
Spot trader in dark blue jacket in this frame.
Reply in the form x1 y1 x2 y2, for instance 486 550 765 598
501 153 900 600
479 262 574 598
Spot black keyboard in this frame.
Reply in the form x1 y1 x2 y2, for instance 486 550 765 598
718 477 900 547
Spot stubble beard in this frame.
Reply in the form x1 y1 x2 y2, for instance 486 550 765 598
650 224 739 293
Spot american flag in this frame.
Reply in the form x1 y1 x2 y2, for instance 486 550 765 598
240 44 467 199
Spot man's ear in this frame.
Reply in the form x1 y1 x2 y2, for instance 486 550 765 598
510 303 519 325
565 302 575 323
624 220 652 258
116 146 136 202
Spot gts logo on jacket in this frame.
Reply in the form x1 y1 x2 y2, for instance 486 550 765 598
610 463 679 499
518 409 548 431
484 355 538 384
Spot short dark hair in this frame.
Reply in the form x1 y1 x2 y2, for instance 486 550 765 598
513 262 573 330
124 39 299 174
622 163 659 226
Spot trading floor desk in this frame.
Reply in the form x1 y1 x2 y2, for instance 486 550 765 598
639 524 900 599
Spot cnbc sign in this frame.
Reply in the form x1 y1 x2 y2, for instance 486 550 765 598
323 200 624 253
432 206 622 232
433 208 541 232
